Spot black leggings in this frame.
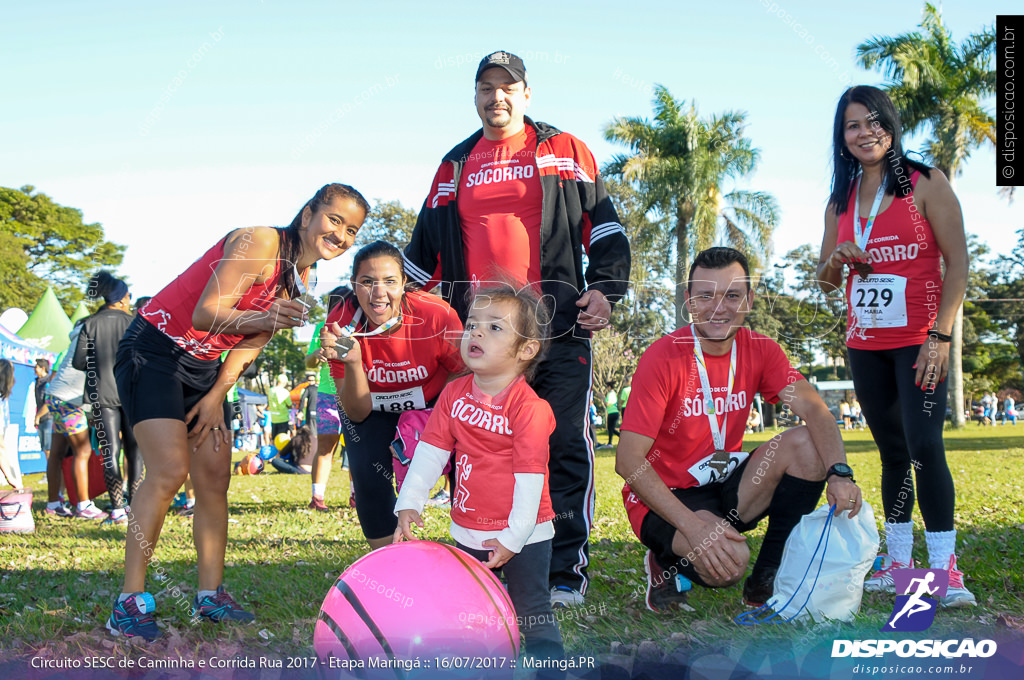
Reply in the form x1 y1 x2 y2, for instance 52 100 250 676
847 345 954 531
457 540 563 660
606 412 620 444
346 409 400 541
93 406 144 510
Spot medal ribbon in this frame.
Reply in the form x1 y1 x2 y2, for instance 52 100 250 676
292 264 315 297
691 325 737 453
342 307 402 338
852 172 886 253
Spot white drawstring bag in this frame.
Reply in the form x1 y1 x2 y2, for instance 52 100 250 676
737 501 879 625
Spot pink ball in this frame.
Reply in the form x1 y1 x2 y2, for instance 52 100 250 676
314 541 519 676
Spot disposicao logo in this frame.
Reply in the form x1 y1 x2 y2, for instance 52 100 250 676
831 567 997 660
883 568 947 632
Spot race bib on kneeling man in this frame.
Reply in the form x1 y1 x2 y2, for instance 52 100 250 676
688 450 750 486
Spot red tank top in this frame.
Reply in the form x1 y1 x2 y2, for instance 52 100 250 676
836 171 942 350
141 231 295 360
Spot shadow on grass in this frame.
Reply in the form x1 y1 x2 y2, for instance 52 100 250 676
942 433 1024 452
572 524 1023 656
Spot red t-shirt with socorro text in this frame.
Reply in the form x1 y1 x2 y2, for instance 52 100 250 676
458 126 543 287
620 326 802 538
836 171 943 350
420 374 556 531
327 291 464 413
141 231 304 360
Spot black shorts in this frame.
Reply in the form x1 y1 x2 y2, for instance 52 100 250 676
639 456 767 587
115 316 230 430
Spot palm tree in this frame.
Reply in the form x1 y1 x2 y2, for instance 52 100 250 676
857 3 996 428
604 85 778 327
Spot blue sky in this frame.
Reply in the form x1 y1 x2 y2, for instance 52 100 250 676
1 0 1016 302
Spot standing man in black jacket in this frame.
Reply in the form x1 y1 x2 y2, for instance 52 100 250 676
73 271 143 525
404 51 631 606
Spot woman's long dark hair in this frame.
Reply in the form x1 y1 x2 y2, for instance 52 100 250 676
279 183 370 298
828 85 931 216
325 285 353 315
0 359 14 401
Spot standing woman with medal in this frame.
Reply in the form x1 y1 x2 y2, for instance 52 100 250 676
317 241 464 551
108 183 369 641
816 86 973 607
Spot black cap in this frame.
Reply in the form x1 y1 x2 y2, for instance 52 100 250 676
476 51 527 84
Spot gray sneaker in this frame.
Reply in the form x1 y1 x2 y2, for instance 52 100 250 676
939 555 976 608
550 585 584 608
864 554 911 594
644 550 690 612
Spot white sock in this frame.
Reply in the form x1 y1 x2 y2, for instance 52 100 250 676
184 498 195 509
197 589 217 600
885 521 914 566
77 501 93 512
925 529 957 570
312 483 325 498
117 593 133 602
47 501 62 510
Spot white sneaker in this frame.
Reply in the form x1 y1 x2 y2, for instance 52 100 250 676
864 554 912 593
939 554 977 608
74 503 109 521
550 585 584 608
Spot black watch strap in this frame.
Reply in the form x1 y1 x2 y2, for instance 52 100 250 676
826 463 856 484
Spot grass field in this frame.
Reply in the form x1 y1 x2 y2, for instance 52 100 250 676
1 424 1022 673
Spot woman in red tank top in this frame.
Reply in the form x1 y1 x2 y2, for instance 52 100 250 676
108 184 369 641
816 86 973 608
316 241 465 551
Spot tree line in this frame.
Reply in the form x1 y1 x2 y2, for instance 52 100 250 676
3 4 1015 419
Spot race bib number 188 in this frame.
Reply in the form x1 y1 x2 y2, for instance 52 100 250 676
850 273 908 329
371 386 426 413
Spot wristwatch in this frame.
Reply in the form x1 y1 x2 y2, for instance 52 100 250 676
826 463 856 483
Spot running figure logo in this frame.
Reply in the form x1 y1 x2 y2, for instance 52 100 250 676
882 568 948 632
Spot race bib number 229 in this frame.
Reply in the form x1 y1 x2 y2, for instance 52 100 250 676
850 273 908 329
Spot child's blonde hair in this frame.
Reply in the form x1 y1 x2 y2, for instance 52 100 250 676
469 283 551 382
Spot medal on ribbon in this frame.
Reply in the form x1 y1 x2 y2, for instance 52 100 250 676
708 450 733 477
852 172 886 277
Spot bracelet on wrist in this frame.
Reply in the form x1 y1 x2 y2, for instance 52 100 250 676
928 329 952 343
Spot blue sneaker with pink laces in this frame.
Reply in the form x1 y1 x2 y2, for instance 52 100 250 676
192 585 254 623
107 593 161 641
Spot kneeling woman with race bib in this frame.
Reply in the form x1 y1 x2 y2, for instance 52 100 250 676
319 241 464 550
816 85 973 607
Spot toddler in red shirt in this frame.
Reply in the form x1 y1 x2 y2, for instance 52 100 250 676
395 283 564 662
